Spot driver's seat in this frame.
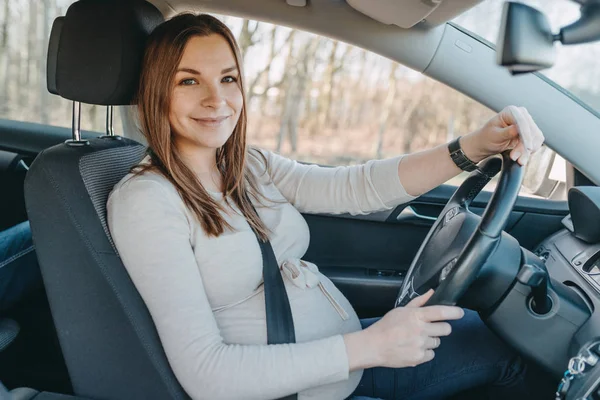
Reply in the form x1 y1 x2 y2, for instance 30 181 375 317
24 1 189 399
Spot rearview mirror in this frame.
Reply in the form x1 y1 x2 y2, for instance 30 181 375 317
496 2 556 75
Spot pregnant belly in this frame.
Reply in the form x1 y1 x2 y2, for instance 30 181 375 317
215 274 362 345
214 276 364 400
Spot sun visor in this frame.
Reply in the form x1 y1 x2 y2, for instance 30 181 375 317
51 0 164 105
346 0 483 29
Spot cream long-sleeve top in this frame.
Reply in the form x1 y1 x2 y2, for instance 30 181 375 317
106 149 416 400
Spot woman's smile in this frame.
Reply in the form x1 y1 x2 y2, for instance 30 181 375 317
192 115 230 127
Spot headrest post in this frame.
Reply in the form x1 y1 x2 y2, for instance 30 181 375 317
106 106 115 136
72 101 82 141
65 101 89 146
100 105 121 140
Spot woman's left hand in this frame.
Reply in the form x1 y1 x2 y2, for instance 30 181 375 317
461 105 545 166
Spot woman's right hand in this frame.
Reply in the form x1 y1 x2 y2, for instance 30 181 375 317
343 289 464 371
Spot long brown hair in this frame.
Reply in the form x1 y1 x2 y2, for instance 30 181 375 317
134 13 272 241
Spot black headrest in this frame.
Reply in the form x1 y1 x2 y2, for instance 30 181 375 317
48 0 164 105
47 17 63 96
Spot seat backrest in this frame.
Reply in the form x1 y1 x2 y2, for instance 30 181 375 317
24 1 190 399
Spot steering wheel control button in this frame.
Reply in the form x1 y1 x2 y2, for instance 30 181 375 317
439 258 458 283
396 277 420 308
444 207 459 224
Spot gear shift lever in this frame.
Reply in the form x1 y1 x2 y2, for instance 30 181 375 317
517 263 552 314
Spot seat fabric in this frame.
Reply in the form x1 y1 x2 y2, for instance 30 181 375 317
24 1 191 398
25 138 189 399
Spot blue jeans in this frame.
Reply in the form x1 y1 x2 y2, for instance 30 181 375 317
0 221 42 312
349 310 555 400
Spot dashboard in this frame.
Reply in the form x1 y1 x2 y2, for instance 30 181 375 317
536 224 600 306
530 187 600 398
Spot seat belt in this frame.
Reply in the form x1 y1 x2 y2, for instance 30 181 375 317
249 201 298 400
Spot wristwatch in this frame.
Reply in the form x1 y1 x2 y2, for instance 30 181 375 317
448 136 478 172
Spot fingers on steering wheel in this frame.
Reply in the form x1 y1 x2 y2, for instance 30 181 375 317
405 289 434 308
425 336 441 349
510 141 527 164
419 305 464 322
424 321 452 337
423 349 435 363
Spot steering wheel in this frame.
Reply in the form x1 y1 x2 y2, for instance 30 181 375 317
395 152 525 308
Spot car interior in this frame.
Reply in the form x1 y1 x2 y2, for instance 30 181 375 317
1 0 600 399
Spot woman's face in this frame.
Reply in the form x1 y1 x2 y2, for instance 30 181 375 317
169 34 243 156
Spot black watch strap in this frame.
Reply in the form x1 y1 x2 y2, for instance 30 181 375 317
448 137 478 172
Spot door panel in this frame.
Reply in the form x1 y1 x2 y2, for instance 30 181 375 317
0 119 96 156
0 149 31 230
305 184 569 318
319 266 404 319
0 120 102 230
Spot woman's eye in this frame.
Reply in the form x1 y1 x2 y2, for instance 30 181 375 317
180 78 197 86
222 76 238 83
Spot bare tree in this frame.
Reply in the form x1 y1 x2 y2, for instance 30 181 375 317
341 49 368 130
318 42 352 131
247 27 293 101
1 0 11 109
312 40 339 134
40 0 52 124
271 30 298 113
18 50 27 108
1 0 9 48
250 29 297 135
374 63 398 158
277 36 320 154
26 1 37 86
237 19 260 63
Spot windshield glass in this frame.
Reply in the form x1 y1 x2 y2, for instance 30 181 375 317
454 0 600 115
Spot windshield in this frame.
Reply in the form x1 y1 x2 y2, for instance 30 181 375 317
454 0 600 115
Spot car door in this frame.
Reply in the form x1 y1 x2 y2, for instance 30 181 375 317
303 186 568 318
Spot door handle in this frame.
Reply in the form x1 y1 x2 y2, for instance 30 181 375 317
396 205 437 223
367 269 404 277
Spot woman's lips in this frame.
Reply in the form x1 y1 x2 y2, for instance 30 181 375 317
192 116 230 127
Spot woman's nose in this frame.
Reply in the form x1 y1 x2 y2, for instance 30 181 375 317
201 83 226 109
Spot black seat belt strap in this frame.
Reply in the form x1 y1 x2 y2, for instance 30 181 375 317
248 200 297 400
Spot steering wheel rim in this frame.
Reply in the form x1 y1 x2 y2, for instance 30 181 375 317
395 152 525 308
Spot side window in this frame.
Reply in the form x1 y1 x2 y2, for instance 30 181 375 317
0 3 565 200
0 0 124 133
222 15 565 200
